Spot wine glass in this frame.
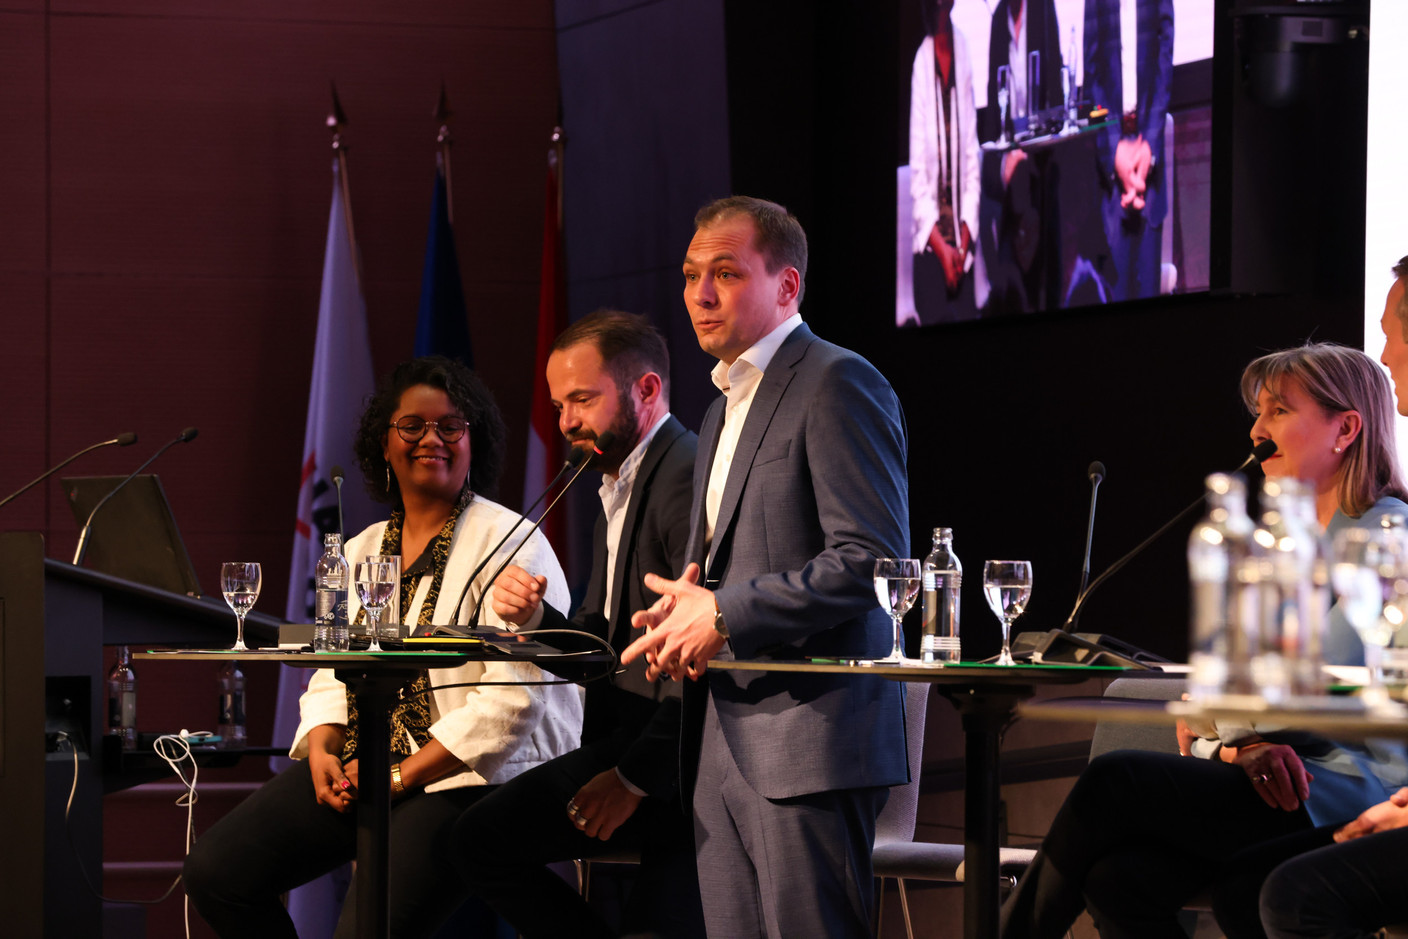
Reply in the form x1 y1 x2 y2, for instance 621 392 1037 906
872 558 921 664
220 562 262 651
996 65 1012 147
354 560 398 653
983 560 1033 666
1331 526 1399 709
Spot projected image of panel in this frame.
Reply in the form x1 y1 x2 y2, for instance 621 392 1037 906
898 0 1213 326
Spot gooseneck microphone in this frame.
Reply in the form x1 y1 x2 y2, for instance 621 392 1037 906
1070 461 1106 631
330 464 346 540
0 432 138 510
72 427 199 566
446 431 617 633
1060 439 1277 631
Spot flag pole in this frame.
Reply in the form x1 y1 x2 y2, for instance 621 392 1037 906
327 82 362 291
551 125 565 230
435 80 454 225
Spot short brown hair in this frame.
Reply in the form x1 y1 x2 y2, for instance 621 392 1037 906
1240 343 1408 518
1391 255 1408 341
551 309 671 402
694 195 808 305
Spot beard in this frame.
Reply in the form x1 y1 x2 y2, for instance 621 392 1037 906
567 388 641 474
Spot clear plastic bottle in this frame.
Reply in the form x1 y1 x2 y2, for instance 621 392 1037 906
1292 488 1329 696
217 661 247 749
1252 477 1314 703
1188 474 1256 700
107 645 137 750
921 527 962 664
314 532 351 652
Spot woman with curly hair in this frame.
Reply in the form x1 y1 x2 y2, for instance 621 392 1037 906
184 356 583 938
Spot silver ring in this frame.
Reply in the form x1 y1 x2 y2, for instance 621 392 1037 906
1254 774 1269 785
574 815 589 827
567 801 579 815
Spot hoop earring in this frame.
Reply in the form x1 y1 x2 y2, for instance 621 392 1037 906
386 465 392 492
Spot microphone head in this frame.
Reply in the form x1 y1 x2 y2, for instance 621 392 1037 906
330 464 345 485
567 444 591 469
178 426 199 443
1088 461 1106 484
1252 439 1278 464
115 432 138 447
591 431 618 457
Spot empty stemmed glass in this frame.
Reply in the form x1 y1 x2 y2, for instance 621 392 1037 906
873 558 921 664
983 560 1033 666
1331 526 1401 710
220 562 262 651
354 559 398 653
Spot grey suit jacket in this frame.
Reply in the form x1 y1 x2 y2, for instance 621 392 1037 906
686 323 911 800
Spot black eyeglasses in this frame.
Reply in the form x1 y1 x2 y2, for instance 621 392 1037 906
389 416 468 443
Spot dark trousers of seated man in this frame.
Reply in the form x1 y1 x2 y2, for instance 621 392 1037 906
451 742 704 939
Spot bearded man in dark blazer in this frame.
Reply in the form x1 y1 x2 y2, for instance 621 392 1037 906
452 310 703 939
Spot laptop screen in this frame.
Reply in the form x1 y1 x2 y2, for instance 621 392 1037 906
62 474 203 597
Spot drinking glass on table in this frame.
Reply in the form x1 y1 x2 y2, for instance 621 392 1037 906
983 560 1032 666
220 562 262 651
1331 525 1402 710
873 558 921 664
354 559 398 653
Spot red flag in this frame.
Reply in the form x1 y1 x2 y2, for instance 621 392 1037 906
524 154 568 554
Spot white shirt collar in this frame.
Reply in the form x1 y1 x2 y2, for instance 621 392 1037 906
709 313 804 394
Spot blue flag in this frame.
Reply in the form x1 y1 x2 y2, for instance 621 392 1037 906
413 166 472 367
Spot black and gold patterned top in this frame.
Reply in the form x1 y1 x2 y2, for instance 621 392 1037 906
341 498 467 763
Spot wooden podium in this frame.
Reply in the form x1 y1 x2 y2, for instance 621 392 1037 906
0 531 280 936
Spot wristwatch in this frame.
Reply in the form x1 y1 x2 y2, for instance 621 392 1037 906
713 602 729 640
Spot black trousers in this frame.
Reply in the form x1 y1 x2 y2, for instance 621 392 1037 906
183 759 491 938
450 741 705 939
1260 824 1408 938
1000 750 1318 939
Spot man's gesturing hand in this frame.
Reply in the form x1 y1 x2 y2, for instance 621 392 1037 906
623 562 727 681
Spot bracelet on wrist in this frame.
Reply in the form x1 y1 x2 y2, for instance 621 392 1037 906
390 762 405 794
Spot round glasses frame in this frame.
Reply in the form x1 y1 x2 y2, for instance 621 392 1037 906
389 416 468 443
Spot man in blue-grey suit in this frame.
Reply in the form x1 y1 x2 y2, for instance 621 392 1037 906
623 196 911 937
1084 0 1173 302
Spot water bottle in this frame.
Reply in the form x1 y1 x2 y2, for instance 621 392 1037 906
1292 487 1329 696
1188 474 1256 700
314 532 350 651
1253 478 1314 702
217 661 247 749
921 527 962 664
106 645 137 750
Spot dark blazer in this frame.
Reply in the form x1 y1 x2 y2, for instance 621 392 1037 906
539 415 697 798
685 324 910 801
1083 0 1174 225
980 0 1067 144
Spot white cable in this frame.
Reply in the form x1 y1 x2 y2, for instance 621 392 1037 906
55 730 199 935
153 733 201 939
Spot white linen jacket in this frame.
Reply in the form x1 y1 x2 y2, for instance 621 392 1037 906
289 495 585 793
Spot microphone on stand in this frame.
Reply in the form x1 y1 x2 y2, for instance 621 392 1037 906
1013 440 1278 668
330 464 346 540
440 431 617 635
0 432 138 510
72 427 198 566
1070 460 1106 631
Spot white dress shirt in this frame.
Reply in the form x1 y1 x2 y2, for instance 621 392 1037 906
1121 0 1138 117
598 411 671 621
1008 1 1029 118
704 313 804 549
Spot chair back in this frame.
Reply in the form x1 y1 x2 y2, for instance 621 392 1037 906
1089 676 1187 761
875 683 931 846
